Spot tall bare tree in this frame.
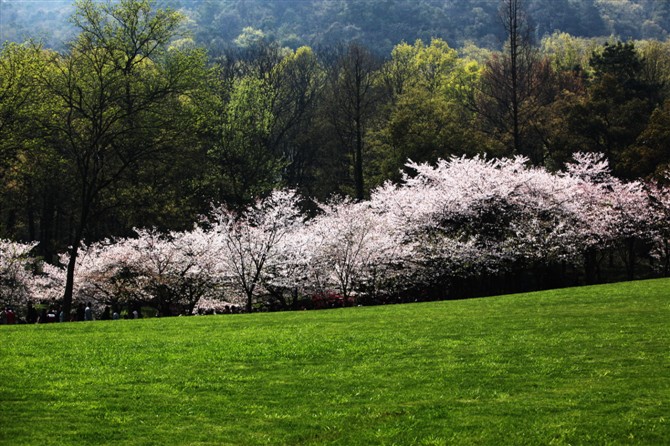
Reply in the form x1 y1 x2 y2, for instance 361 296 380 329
324 43 382 201
477 0 552 164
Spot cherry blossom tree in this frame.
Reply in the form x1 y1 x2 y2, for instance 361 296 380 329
304 197 406 302
71 227 223 316
69 238 143 313
262 220 317 309
0 240 63 311
0 240 38 308
21 152 664 315
363 153 656 294
646 181 670 275
208 190 304 312
29 262 66 304
369 156 580 292
119 228 223 316
565 153 655 281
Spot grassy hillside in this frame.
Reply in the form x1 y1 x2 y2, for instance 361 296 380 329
1 279 669 445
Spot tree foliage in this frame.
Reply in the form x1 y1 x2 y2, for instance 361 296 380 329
8 152 669 315
5 0 670 317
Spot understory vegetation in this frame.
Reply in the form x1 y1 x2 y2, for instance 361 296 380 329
1 279 668 445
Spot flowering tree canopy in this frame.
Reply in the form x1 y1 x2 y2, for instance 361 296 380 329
5 152 667 315
0 240 37 308
70 227 223 315
208 190 304 312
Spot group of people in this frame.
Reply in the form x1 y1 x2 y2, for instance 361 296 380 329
0 302 113 325
0 306 17 324
34 302 97 323
2 301 247 325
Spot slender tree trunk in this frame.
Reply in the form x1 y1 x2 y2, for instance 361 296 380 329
62 188 92 320
62 243 79 320
354 111 364 201
627 238 636 281
353 57 365 201
246 291 253 313
508 0 521 156
584 247 598 285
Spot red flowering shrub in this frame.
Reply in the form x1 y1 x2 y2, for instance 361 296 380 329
310 291 355 309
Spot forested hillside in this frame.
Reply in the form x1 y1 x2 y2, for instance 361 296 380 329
2 0 670 53
189 0 670 54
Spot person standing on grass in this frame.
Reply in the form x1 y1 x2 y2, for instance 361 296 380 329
84 303 93 321
6 307 16 324
76 303 85 321
46 308 57 323
27 302 37 324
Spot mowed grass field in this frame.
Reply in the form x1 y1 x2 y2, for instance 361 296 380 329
1 280 669 445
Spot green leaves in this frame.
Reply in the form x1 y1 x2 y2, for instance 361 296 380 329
369 39 483 185
205 76 283 206
72 0 184 67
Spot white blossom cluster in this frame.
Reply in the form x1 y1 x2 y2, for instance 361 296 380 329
1 153 667 313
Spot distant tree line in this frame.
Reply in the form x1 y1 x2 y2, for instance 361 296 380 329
3 0 670 54
4 0 670 315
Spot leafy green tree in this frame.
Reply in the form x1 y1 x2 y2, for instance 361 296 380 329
370 39 484 184
207 75 281 206
540 32 602 74
638 39 670 103
41 0 204 318
0 43 43 235
624 99 670 180
0 43 43 139
202 44 323 205
564 41 661 178
268 46 324 189
0 43 66 260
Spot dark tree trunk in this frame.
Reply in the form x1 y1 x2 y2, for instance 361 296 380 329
584 247 598 285
626 238 636 281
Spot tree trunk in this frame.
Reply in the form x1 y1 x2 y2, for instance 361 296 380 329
62 190 91 320
246 292 253 313
626 238 636 281
584 247 598 285
62 243 79 320
354 112 364 201
508 0 521 156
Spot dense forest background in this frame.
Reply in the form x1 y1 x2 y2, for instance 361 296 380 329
3 0 670 53
4 0 670 311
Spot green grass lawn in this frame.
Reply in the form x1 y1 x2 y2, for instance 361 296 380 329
1 279 669 445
